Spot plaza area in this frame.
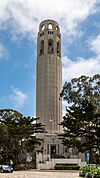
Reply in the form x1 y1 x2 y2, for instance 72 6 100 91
0 170 79 178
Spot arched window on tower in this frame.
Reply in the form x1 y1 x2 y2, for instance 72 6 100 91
56 26 59 30
41 24 45 31
39 40 44 56
48 23 53 30
57 41 61 57
48 39 53 54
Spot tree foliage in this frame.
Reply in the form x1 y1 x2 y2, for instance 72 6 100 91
61 74 100 110
61 74 100 162
0 109 45 166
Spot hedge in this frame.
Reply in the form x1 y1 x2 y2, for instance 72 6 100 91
54 163 80 170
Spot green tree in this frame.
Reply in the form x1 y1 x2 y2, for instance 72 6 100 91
61 74 100 163
0 109 44 166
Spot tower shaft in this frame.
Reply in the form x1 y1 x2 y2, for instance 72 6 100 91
36 20 62 133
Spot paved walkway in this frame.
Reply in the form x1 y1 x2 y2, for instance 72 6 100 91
0 170 79 178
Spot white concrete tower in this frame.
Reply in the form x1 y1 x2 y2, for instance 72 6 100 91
36 19 62 133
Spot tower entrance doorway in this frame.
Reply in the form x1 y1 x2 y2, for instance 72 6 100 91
50 145 56 158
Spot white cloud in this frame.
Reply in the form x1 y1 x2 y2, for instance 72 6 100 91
88 34 100 55
10 86 28 108
62 55 100 83
0 0 98 39
0 0 10 28
0 43 9 59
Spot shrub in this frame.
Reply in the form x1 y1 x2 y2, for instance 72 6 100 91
54 163 80 170
79 164 100 178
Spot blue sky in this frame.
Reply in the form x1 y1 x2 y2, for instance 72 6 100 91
0 0 100 116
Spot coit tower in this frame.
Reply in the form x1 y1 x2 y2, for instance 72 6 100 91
36 19 62 133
